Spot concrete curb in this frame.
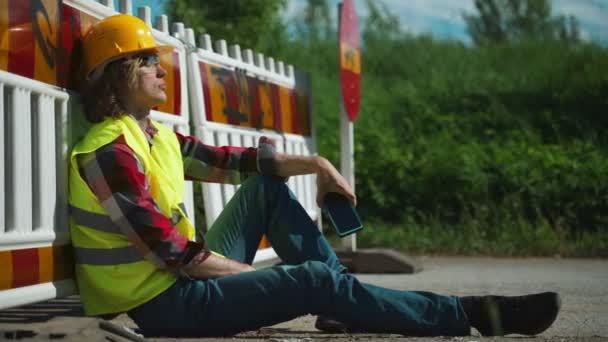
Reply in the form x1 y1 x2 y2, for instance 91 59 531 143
336 248 423 273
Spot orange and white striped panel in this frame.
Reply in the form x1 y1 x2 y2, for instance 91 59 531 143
0 1 183 115
199 61 230 125
198 61 312 136
257 81 275 130
0 245 73 291
0 0 11 72
156 50 182 116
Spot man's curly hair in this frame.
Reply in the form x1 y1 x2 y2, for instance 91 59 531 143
81 57 143 123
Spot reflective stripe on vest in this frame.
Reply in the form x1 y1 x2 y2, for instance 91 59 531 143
74 246 143 265
70 203 188 233
178 202 188 218
70 203 189 266
70 205 121 235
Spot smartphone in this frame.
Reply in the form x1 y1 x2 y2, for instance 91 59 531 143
322 192 363 237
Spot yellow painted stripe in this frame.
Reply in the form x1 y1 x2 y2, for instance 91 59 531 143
340 43 361 74
278 87 293 133
235 72 250 122
158 52 175 114
0 251 13 290
207 64 229 124
34 0 58 85
38 246 54 284
0 0 9 71
258 83 274 130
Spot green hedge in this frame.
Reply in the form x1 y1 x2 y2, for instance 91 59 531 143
279 36 608 255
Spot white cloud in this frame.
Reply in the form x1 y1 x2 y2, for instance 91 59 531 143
359 0 473 39
553 0 608 25
284 1 308 20
553 0 608 43
376 0 475 25
579 28 593 42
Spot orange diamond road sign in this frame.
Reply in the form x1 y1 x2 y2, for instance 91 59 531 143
339 0 361 121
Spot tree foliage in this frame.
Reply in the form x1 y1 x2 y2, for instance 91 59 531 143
463 0 580 45
166 0 287 53
362 0 403 42
285 1 608 245
294 0 334 44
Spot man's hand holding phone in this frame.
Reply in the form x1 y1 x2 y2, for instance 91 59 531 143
322 192 364 238
315 157 356 208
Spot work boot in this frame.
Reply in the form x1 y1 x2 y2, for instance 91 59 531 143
461 291 561 336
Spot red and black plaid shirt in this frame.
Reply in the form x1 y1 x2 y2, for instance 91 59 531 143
77 119 279 272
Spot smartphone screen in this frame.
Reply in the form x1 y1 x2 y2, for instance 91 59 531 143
322 192 363 237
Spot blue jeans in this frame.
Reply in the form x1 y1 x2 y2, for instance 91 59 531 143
128 176 470 337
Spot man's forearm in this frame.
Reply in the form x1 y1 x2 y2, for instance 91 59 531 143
275 153 356 207
182 253 254 279
275 154 323 177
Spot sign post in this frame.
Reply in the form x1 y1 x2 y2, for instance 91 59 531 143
334 1 419 275
338 0 361 252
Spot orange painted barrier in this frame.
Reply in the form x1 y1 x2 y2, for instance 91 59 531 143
0 245 73 291
0 0 183 115
199 61 311 135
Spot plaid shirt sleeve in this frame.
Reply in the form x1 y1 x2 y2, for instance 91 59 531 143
77 135 206 272
176 133 280 184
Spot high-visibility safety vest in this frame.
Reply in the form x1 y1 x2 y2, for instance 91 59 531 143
69 114 194 315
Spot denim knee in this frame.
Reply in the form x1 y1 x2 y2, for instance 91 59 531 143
239 174 281 195
291 261 337 290
254 175 288 192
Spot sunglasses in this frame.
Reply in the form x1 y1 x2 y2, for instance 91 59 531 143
138 54 161 67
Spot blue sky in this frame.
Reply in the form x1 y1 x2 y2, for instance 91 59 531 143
124 0 608 45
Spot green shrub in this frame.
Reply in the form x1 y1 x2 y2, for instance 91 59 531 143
272 31 608 255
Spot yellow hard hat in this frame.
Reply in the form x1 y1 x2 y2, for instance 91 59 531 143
82 14 174 80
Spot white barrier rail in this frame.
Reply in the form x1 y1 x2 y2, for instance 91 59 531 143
186 27 320 265
0 70 76 309
195 121 285 225
0 70 70 249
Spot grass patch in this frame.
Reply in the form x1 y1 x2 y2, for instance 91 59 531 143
326 219 608 257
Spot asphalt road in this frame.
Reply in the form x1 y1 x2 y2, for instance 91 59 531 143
1 256 606 341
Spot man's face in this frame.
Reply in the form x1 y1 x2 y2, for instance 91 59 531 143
132 54 167 108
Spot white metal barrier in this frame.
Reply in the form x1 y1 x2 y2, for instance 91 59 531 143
284 133 318 219
186 30 318 263
0 69 75 309
0 0 194 310
0 0 317 309
194 122 285 221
